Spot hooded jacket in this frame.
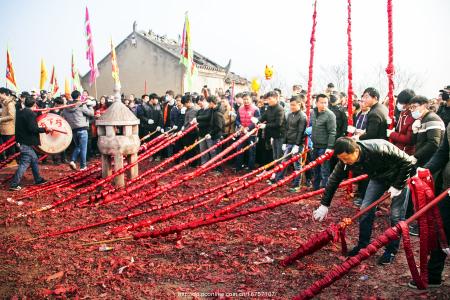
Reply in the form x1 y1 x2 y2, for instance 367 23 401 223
61 101 94 130
389 109 415 155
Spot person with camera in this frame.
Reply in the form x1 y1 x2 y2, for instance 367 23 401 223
437 85 450 127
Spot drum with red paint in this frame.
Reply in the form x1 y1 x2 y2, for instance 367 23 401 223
36 113 73 154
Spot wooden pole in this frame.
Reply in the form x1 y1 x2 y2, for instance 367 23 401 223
94 78 98 100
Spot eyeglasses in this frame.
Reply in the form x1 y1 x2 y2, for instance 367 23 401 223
409 104 421 110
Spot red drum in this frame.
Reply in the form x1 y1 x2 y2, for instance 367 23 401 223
36 113 73 154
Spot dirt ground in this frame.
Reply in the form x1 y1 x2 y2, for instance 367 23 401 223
1 159 449 299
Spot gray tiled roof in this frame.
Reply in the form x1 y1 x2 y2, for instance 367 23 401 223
139 31 248 85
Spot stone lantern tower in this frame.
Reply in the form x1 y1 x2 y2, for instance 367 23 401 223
96 97 140 187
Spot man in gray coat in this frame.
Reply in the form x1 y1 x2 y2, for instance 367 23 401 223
310 94 336 190
62 90 95 171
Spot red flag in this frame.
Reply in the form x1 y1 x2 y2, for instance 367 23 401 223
6 48 18 91
49 66 59 94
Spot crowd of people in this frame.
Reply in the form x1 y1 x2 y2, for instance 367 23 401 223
1 82 450 289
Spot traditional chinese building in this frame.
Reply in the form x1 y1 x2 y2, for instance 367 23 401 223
81 22 249 97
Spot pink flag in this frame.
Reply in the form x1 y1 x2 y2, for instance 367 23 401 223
85 6 99 86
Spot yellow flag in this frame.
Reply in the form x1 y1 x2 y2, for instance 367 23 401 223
65 77 71 98
40 58 48 90
110 38 120 87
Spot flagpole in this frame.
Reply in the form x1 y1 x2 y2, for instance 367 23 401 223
5 45 8 89
94 78 98 100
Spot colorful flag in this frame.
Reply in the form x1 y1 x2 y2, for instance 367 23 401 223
85 6 99 86
64 77 71 98
179 12 197 91
6 47 18 92
110 38 120 87
40 58 48 90
71 51 82 91
49 66 59 95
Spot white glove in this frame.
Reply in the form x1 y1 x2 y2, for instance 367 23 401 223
282 144 287 151
442 248 450 256
270 138 274 145
347 125 356 134
190 118 197 124
181 126 185 131
292 145 300 154
415 167 427 177
386 129 394 137
313 205 329 222
259 123 266 129
148 119 154 125
160 128 164 133
172 125 178 130
156 126 161 132
205 134 211 140
251 117 259 124
86 99 96 106
229 111 236 117
180 107 187 114
388 186 402 198
325 149 333 154
412 120 421 134
386 117 392 125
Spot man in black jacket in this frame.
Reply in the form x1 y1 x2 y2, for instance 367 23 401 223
328 94 347 172
313 137 416 264
329 94 348 139
206 96 225 170
252 91 286 162
411 128 450 288
208 96 224 142
194 97 213 165
136 94 163 138
353 87 388 140
274 96 306 191
310 94 336 190
162 90 175 132
10 96 52 191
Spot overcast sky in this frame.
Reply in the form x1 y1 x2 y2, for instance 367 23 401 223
1 0 449 97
